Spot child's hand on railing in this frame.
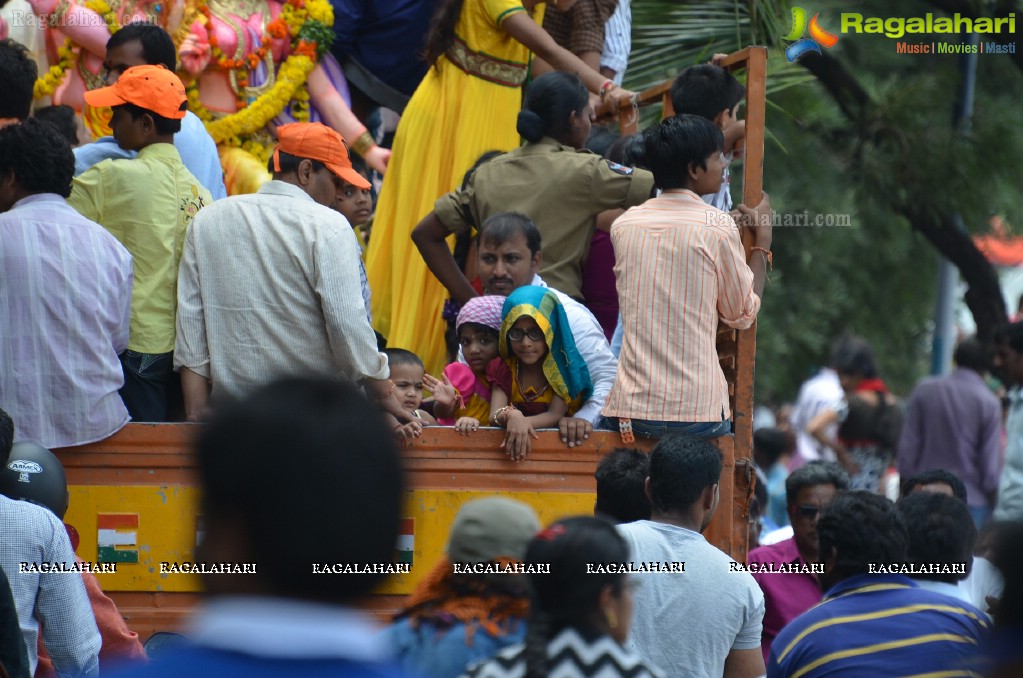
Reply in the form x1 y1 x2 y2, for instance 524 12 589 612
454 417 481 435
502 410 537 462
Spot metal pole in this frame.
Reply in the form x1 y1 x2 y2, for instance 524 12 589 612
930 33 978 375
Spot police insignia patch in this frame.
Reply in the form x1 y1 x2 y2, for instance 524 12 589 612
605 160 634 175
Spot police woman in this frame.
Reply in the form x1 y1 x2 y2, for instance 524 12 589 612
413 71 655 312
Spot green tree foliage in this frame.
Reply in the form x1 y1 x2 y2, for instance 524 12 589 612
624 0 1022 400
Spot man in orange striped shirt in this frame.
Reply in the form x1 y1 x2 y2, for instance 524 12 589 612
602 114 772 439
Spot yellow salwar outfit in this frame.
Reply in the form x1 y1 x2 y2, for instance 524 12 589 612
366 0 542 375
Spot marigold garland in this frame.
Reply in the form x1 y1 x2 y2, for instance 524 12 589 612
34 39 75 99
33 0 121 100
186 0 332 145
84 0 121 33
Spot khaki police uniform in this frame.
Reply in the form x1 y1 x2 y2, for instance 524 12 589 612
433 137 655 301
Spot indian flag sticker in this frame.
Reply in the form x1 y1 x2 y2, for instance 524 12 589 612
395 518 414 565
97 513 139 564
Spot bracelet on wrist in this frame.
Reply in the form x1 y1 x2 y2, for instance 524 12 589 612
599 79 616 99
751 246 773 270
491 405 515 426
351 130 375 156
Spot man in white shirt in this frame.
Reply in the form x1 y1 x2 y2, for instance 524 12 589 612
618 435 766 678
174 123 410 425
789 348 845 469
897 490 977 603
994 321 1023 521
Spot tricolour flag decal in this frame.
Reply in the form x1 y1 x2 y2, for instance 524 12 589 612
97 513 139 564
395 518 414 565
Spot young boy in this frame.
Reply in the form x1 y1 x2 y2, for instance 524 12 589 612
670 63 746 213
384 349 438 424
334 162 375 324
335 170 373 238
601 115 772 440
69 65 213 422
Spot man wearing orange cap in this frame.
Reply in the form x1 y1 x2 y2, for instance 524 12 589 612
174 122 417 430
68 65 213 424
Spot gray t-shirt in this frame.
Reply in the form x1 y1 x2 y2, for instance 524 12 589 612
617 520 764 677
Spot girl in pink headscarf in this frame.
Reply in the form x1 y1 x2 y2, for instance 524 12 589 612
426 295 505 431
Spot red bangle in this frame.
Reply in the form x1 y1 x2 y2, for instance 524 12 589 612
599 79 616 98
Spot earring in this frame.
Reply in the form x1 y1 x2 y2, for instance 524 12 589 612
605 608 618 629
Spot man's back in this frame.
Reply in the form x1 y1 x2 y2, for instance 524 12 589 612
898 368 1002 508
603 191 759 423
68 143 212 355
73 111 227 200
790 368 844 467
0 193 132 447
617 520 764 677
768 574 988 677
175 181 388 399
0 495 101 676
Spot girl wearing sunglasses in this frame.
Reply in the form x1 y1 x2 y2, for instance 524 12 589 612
487 286 593 461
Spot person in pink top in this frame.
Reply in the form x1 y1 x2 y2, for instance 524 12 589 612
747 461 849 662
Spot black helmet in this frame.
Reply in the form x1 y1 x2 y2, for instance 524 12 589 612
0 442 69 518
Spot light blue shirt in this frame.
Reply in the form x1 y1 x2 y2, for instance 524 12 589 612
74 110 227 200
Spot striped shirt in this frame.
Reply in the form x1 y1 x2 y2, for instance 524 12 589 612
601 0 631 84
0 193 132 448
602 189 759 422
174 181 389 399
767 574 989 678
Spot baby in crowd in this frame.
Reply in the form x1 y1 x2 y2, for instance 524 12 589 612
384 349 437 425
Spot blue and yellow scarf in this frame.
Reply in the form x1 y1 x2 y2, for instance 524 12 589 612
499 286 592 411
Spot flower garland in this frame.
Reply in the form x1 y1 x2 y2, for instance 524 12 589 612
187 0 332 146
33 0 121 100
85 0 121 33
34 39 75 99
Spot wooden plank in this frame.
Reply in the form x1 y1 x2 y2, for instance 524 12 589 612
56 423 749 639
732 46 769 560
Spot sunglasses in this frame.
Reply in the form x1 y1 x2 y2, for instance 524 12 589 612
507 327 545 342
796 504 824 520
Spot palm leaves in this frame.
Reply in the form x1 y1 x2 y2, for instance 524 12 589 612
624 0 814 134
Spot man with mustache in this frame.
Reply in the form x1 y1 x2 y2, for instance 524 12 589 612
471 212 617 447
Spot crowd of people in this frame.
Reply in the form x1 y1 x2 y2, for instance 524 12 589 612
3 384 1023 677
0 17 774 452
2 0 1023 676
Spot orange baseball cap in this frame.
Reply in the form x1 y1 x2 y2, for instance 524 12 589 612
272 122 371 190
84 64 187 120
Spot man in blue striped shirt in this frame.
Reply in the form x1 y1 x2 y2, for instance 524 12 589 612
768 491 989 677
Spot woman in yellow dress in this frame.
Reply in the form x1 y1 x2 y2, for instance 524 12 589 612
365 0 636 375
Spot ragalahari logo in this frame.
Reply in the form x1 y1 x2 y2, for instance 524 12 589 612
785 7 840 61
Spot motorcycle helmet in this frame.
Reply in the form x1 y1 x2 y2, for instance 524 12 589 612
0 442 69 519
